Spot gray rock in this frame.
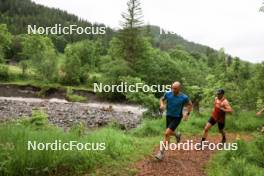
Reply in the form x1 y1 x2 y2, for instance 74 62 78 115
0 97 145 129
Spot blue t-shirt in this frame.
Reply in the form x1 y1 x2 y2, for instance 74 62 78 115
163 91 189 118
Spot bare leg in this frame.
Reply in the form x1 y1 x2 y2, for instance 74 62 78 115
219 129 226 137
162 128 174 147
202 122 213 140
155 128 175 160
171 131 176 137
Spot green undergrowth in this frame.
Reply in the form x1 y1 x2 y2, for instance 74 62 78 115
0 111 157 176
0 109 262 176
206 136 264 176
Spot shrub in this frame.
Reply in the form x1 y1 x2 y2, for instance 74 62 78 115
0 64 9 81
20 35 58 82
226 111 263 132
207 137 264 176
65 87 87 102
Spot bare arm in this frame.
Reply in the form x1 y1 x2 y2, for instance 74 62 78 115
257 107 264 116
220 101 233 113
160 97 166 111
182 100 193 121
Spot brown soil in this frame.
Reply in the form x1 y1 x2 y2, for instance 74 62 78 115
134 133 252 176
0 83 130 103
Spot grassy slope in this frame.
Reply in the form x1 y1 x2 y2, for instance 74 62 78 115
206 136 264 176
205 112 264 176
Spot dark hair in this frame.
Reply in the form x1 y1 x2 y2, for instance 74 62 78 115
217 88 225 95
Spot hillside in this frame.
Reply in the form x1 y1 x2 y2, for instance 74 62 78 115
148 25 214 54
0 0 215 56
0 0 114 52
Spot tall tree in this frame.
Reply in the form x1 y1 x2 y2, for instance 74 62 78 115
21 35 58 81
118 0 145 66
0 24 12 63
120 0 144 29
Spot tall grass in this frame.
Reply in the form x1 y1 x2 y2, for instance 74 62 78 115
0 110 262 175
206 136 264 176
132 111 263 139
226 111 263 132
0 111 156 176
132 113 216 137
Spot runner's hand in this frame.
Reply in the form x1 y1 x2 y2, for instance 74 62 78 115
158 105 165 118
219 107 225 112
160 105 165 112
183 113 189 121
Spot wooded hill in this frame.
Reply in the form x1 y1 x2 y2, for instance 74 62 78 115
0 0 215 55
0 0 263 113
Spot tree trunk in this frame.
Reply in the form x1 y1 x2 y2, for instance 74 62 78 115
192 99 200 115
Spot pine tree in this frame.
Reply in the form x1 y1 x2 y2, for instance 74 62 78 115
120 0 144 29
118 0 145 65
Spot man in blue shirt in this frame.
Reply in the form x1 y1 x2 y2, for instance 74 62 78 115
155 81 192 160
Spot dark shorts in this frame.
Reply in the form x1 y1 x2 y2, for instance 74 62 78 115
166 115 182 131
208 117 225 130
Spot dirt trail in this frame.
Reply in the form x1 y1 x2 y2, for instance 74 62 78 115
134 133 252 176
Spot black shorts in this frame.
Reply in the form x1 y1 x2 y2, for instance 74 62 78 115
208 117 225 130
166 115 182 131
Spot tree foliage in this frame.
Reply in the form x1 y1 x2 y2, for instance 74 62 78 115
0 0 263 113
117 0 145 67
20 35 58 81
0 24 12 62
